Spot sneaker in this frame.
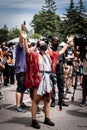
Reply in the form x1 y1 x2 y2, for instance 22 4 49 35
21 103 28 109
44 118 55 126
50 98 55 107
58 99 69 107
37 106 41 114
66 88 73 94
31 120 40 129
24 89 29 94
62 101 69 107
80 100 87 107
16 106 26 113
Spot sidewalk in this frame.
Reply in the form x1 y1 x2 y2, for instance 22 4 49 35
0 84 87 130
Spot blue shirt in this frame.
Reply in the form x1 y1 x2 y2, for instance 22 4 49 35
15 44 26 74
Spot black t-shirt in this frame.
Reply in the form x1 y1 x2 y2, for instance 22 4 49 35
65 47 74 65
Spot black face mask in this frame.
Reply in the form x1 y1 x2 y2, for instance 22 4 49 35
51 44 58 51
40 43 48 51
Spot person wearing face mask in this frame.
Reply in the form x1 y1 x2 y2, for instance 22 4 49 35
25 40 56 129
21 31 73 129
50 37 69 108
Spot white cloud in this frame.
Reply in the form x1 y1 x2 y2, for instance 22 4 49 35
0 0 87 30
0 0 44 10
0 11 33 30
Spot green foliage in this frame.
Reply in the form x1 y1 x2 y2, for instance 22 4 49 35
0 27 20 44
0 0 87 43
30 33 41 39
30 0 87 41
7 28 20 41
0 29 8 44
41 0 57 13
30 0 60 37
60 0 87 40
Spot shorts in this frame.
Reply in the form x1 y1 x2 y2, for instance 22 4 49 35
79 66 83 75
65 65 73 77
16 72 26 93
82 75 87 89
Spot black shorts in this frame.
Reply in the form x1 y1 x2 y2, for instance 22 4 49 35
79 66 83 76
16 72 26 93
82 75 87 89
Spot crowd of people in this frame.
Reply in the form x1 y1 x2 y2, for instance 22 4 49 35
0 41 15 101
0 23 87 129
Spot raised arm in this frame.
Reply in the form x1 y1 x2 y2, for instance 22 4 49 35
59 35 74 55
19 23 27 47
20 31 36 54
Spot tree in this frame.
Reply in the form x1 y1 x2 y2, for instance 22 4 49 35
0 27 20 44
76 0 87 35
30 0 60 37
7 28 20 41
60 0 87 40
59 0 77 40
0 28 9 43
78 0 86 14
41 0 57 12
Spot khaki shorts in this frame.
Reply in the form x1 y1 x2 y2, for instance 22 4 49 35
64 65 73 77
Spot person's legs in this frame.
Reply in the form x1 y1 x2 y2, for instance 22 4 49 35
16 92 23 107
65 76 69 92
44 96 50 118
30 88 42 114
44 95 55 126
16 73 26 112
80 89 87 107
10 66 15 84
16 91 26 112
64 66 70 92
31 89 41 120
66 66 73 93
50 87 55 107
83 89 87 101
31 89 41 129
57 74 68 108
80 75 87 107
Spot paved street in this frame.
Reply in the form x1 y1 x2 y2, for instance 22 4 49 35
0 83 87 130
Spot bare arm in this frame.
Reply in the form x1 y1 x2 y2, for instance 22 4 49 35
19 23 27 47
59 35 74 55
24 38 29 54
20 31 36 54
19 30 27 47
59 43 69 55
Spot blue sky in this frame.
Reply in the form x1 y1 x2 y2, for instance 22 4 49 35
0 0 87 30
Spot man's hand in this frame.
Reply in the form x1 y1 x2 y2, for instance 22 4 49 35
20 30 27 39
67 35 74 44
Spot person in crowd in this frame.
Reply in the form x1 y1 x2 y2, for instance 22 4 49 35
15 23 28 112
0 63 5 73
0 56 5 101
79 46 87 107
21 30 73 129
1 47 9 87
0 47 3 86
50 37 69 108
77 59 83 86
64 44 75 93
6 42 15 85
